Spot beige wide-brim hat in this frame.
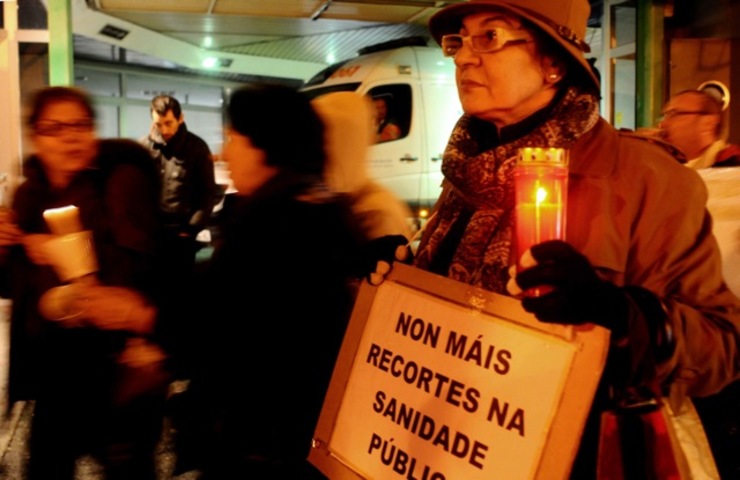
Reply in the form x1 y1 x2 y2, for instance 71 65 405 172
429 0 599 90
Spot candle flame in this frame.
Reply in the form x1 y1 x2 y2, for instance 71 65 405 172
535 186 548 205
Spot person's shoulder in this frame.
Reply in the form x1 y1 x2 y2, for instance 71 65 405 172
185 129 212 154
617 127 687 164
584 122 704 193
714 143 740 167
97 138 158 175
98 137 155 158
573 120 685 178
618 130 707 198
611 126 698 183
185 129 208 144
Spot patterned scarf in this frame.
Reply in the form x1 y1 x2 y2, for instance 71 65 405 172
414 87 600 294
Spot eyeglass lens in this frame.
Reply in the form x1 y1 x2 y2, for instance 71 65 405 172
660 110 710 121
34 120 95 136
441 28 527 57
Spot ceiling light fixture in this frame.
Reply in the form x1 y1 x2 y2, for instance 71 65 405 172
202 57 233 69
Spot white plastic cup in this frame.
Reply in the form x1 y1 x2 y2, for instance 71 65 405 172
43 230 99 282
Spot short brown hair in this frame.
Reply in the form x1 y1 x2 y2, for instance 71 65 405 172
27 86 96 127
150 95 182 118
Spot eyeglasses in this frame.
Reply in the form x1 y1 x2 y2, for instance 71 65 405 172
441 28 532 57
34 119 95 137
659 110 712 121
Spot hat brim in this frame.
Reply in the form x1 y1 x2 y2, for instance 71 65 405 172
429 1 599 90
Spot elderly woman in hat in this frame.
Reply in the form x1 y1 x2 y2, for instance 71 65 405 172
372 0 740 477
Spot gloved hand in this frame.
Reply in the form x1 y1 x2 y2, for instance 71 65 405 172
508 240 629 338
355 234 413 286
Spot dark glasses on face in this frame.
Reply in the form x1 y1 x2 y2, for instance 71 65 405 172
34 119 95 137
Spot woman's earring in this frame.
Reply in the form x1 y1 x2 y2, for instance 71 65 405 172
548 73 560 83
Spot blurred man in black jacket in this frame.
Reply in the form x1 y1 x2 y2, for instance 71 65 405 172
140 95 217 379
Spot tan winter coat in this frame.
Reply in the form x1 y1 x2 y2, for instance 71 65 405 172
564 118 740 397
421 105 740 399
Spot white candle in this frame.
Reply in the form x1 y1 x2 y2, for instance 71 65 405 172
43 205 83 235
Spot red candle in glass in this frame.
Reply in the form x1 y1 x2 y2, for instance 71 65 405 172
514 147 568 296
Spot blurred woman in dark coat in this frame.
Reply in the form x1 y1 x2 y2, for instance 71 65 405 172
0 86 168 480
184 84 364 479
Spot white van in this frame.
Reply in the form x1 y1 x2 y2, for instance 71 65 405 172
301 37 462 219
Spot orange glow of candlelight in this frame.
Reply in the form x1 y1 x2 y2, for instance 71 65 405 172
535 186 548 203
514 147 569 296
515 168 567 266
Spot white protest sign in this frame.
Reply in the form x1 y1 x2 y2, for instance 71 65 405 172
697 167 740 298
310 263 609 480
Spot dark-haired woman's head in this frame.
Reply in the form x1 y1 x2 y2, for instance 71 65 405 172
27 86 96 129
223 83 326 195
26 86 99 189
228 84 325 172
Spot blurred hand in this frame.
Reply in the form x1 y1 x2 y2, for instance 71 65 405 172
71 285 156 335
0 208 23 248
350 234 411 284
119 337 167 368
367 239 413 286
22 233 55 265
508 240 628 337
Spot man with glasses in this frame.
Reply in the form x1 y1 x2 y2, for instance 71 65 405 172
659 89 740 168
660 89 740 480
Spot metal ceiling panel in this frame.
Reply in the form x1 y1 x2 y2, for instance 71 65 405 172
212 0 334 17
96 0 213 14
75 0 602 82
222 23 430 64
98 11 387 38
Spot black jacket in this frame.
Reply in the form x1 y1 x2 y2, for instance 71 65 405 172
141 122 217 234
3 139 162 403
187 171 363 474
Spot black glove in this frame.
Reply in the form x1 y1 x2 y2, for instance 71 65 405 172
514 240 677 389
350 234 413 284
514 240 630 338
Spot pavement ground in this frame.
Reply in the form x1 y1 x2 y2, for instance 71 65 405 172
0 299 199 480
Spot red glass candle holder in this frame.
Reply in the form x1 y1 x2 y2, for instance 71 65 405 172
514 147 569 296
